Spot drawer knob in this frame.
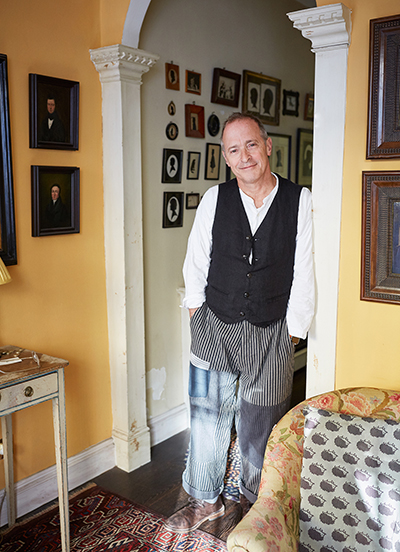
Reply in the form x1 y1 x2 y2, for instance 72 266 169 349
24 386 34 398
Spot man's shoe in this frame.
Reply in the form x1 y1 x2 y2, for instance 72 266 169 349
165 496 225 533
239 494 253 518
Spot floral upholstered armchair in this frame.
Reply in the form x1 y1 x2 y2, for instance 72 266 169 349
227 387 400 552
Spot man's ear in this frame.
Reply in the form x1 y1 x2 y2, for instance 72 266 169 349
266 136 273 157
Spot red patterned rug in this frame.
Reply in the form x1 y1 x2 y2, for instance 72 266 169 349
0 485 227 551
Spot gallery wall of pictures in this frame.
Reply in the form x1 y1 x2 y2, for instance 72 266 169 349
161 62 314 229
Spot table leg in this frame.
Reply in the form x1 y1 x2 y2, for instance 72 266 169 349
1 414 15 526
52 368 70 552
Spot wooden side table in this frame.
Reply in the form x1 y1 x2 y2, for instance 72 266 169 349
0 346 69 552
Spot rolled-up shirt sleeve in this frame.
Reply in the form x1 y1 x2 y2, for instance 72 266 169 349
286 187 315 339
182 186 218 309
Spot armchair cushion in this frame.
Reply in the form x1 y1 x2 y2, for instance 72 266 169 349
300 406 400 551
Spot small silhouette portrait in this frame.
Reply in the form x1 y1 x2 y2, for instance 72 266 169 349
167 155 178 177
165 63 180 91
262 88 274 116
247 83 260 112
186 70 201 95
163 191 183 228
162 149 183 183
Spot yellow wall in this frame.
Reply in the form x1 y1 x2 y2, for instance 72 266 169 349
316 0 400 391
0 0 125 484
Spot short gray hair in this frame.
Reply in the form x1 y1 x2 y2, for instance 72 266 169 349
221 112 269 152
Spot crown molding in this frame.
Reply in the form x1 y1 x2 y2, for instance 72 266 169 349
287 3 351 52
90 44 159 83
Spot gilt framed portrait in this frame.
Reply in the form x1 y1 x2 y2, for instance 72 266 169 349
211 68 241 108
367 15 400 158
269 133 291 180
163 191 184 228
31 165 80 237
361 171 400 304
162 149 183 183
29 74 79 150
242 70 280 126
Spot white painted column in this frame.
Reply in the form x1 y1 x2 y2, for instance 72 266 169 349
287 4 352 397
90 44 159 471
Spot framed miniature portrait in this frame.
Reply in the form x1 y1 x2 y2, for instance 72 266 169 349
283 90 299 117
29 74 79 150
163 191 184 228
165 63 180 91
31 165 80 237
269 133 292 180
186 193 200 210
242 70 281 126
185 104 205 138
162 149 183 183
296 129 313 188
165 122 179 141
211 68 241 108
187 152 201 180
185 70 201 95
207 113 220 137
205 143 221 180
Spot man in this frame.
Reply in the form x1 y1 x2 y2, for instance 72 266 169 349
39 96 65 143
166 112 315 533
44 184 69 228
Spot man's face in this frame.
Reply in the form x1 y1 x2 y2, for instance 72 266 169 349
47 99 56 114
51 186 60 200
222 119 272 187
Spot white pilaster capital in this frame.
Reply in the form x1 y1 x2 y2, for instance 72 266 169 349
90 44 159 84
287 3 351 52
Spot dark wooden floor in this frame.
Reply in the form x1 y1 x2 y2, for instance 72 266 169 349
93 367 306 542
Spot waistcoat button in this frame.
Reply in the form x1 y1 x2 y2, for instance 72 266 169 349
239 311 245 317
243 292 249 298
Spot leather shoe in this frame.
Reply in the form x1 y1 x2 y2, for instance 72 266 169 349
165 496 225 533
240 494 253 518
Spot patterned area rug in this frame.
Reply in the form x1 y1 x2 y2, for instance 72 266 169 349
0 485 227 551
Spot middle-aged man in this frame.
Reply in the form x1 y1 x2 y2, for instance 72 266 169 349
39 96 65 143
166 112 315 533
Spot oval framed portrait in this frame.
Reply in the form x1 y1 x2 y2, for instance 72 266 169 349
166 122 179 141
207 114 220 137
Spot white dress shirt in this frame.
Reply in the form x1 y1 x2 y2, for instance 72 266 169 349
183 176 315 339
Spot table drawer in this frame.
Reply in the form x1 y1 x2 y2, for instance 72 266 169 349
0 373 58 412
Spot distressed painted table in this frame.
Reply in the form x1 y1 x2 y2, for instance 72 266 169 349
0 346 69 551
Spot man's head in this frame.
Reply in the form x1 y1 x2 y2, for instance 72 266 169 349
221 112 268 152
221 113 272 188
47 97 56 115
51 184 61 201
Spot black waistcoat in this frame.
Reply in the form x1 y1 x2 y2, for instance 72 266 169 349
205 178 301 327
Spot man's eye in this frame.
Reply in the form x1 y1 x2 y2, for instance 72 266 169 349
229 149 238 154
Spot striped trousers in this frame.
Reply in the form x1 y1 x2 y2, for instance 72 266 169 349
182 303 294 503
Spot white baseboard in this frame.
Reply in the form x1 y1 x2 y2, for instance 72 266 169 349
0 405 189 527
0 437 116 527
148 403 189 447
